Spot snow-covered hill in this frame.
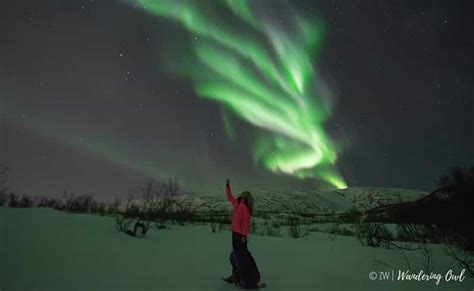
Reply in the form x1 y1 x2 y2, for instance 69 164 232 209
181 187 428 216
1 207 471 291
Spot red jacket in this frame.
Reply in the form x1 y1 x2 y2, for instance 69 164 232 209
226 184 251 236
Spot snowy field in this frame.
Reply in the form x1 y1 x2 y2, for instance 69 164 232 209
1 207 472 291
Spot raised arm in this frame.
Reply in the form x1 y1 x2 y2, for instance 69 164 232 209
226 179 237 206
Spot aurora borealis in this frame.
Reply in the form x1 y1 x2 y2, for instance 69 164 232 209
1 0 473 198
136 0 347 188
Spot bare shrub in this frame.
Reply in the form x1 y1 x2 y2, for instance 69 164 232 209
113 177 193 236
108 196 121 214
62 191 97 213
115 214 134 232
326 223 355 237
0 191 7 206
140 179 158 214
262 220 282 237
354 217 392 247
125 219 151 237
63 191 75 210
287 215 307 239
210 222 218 233
37 195 64 209
218 222 226 232
169 200 196 225
76 194 95 212
139 177 194 227
125 193 139 217
8 193 18 207
208 221 226 234
444 243 474 277
396 224 432 243
18 194 33 208
162 177 180 198
420 244 434 273
94 202 106 216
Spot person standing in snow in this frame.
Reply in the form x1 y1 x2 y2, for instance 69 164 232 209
224 178 262 288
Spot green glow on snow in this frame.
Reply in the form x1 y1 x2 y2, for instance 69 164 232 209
136 0 347 189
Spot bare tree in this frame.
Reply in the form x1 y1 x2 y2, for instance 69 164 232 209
126 193 134 210
62 191 95 212
125 193 140 217
166 177 183 205
63 191 75 210
139 179 158 214
164 177 180 198
113 177 187 235
108 196 121 214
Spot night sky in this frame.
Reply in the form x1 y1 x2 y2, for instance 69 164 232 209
1 0 473 200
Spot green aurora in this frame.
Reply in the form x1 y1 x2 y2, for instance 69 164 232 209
136 0 347 189
1 103 172 183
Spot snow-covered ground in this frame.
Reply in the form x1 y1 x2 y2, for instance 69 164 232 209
1 207 472 291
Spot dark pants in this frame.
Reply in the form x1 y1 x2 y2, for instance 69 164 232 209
230 232 260 288
231 232 247 285
232 231 248 255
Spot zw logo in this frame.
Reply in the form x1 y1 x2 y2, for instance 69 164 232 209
378 271 391 280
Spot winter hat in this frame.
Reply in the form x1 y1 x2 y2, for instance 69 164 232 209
239 191 254 213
